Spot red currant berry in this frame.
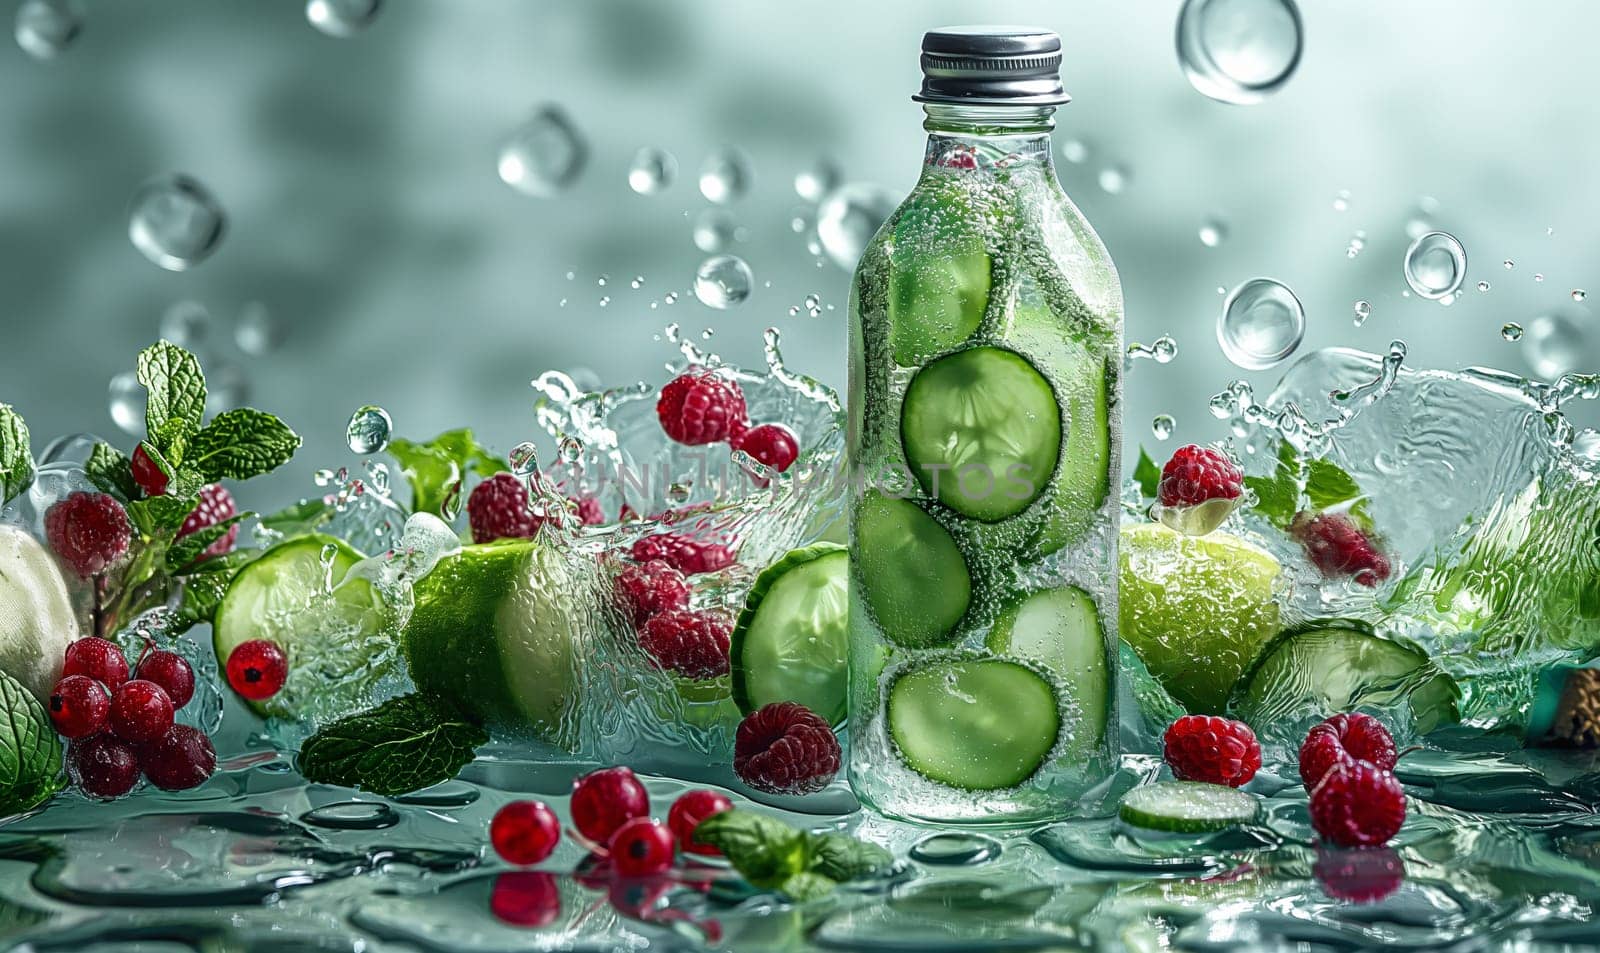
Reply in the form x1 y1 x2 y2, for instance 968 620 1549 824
571 766 650 845
608 817 676 877
140 724 216 791
489 871 562 927
226 640 288 700
134 650 195 709
667 789 733 856
62 637 129 691
490 800 561 866
108 679 175 743
70 733 141 799
131 444 169 496
48 675 110 739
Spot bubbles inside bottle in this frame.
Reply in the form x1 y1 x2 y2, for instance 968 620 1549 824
627 147 676 195
305 0 381 37
1525 314 1586 379
1403 231 1468 300
1176 0 1304 105
127 174 227 272
693 255 753 309
14 0 80 59
346 405 393 455
497 106 586 197
1217 277 1306 370
698 149 751 204
815 183 897 270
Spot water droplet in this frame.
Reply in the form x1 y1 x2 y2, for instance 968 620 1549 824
1345 231 1366 260
509 442 540 475
693 209 737 253
346 405 393 454
300 801 399 830
1353 300 1372 326
1478 281 1491 292
234 302 283 356
1176 0 1304 105
804 293 821 311
630 276 644 290
816 183 898 270
1218 277 1306 370
497 106 586 197
664 291 679 305
1403 231 1468 300
794 159 841 203
127 174 226 271
1059 139 1089 164
627 147 676 195
1152 414 1176 440
909 832 1002 866
1504 259 1516 270
1332 189 1350 212
693 255 753 309
1097 165 1129 194
1152 335 1178 363
1575 289 1589 302
205 364 248 417
1536 273 1546 282
108 373 143 436
1526 314 1587 379
596 275 608 287
305 0 380 37
597 296 610 307
158 301 210 349
14 0 80 59
698 148 751 204
1501 322 1524 342
1198 219 1227 247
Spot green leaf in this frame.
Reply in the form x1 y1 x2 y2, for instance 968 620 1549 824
127 493 196 538
187 409 301 481
165 513 250 571
778 871 837 903
1305 457 1364 512
387 428 507 518
257 498 335 540
1132 448 1160 500
0 669 65 816
0 405 32 507
691 809 812 889
85 442 138 500
298 693 488 796
172 549 258 631
138 341 207 443
806 832 892 882
1244 440 1302 529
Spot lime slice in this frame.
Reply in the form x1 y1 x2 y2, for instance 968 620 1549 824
731 543 848 725
853 493 970 648
986 586 1108 755
887 657 1060 791
212 534 393 721
1119 781 1259 833
1119 522 1281 714
886 188 992 365
0 523 79 701
900 346 1062 522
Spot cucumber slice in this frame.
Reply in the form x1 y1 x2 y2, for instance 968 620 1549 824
986 587 1108 754
1229 623 1459 736
900 346 1062 522
854 493 970 648
1119 781 1259 833
213 534 390 720
887 657 1060 791
731 543 849 725
886 189 992 366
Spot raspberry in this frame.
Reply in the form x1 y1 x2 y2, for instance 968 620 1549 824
468 473 545 544
226 640 288 700
131 444 168 497
1299 713 1397 789
733 701 841 795
1291 512 1391 587
139 724 216 791
614 559 691 627
1309 760 1406 847
1162 715 1262 787
48 675 110 739
630 533 735 575
668 789 733 856
1313 845 1404 903
490 800 562 865
1158 445 1244 508
44 491 131 577
489 871 562 927
735 424 800 475
63 637 129 690
109 679 174 743
656 369 749 446
176 484 238 560
607 817 676 877
573 496 606 526
638 610 731 679
134 649 195 710
70 733 141 799
570 766 650 845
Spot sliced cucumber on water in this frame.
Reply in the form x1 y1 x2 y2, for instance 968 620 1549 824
854 493 970 648
1119 781 1259 833
731 543 849 725
986 586 1108 754
887 657 1060 791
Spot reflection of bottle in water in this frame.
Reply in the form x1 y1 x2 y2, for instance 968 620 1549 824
847 27 1123 825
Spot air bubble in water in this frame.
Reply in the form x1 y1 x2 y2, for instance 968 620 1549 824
693 209 736 253
1478 281 1491 292
1353 300 1372 326
698 149 750 204
1218 277 1305 370
1332 190 1351 212
1502 323 1524 342
235 302 283 356
1403 231 1467 300
108 373 143 436
816 183 897 270
1152 414 1176 440
159 301 210 349
305 0 380 37
794 159 840 203
627 147 676 195
1504 259 1515 270
1525 315 1586 379
1097 166 1128 194
14 0 80 59
693 255 753 309
1574 289 1589 302
128 174 226 271
497 106 586 197
1346 231 1366 259
1175 0 1303 105
1198 219 1227 247
346 405 392 455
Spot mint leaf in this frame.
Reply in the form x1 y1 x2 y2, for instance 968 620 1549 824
779 871 837 902
807 832 892 882
85 443 138 500
387 429 507 518
298 693 487 796
0 404 32 507
692 809 811 889
1132 448 1160 500
1245 440 1302 529
138 341 206 443
0 668 65 816
188 409 301 481
257 498 335 540
165 514 250 571
1305 457 1364 512
173 549 257 632
127 494 196 537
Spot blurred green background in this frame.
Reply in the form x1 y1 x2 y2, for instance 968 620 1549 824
2 0 1594 502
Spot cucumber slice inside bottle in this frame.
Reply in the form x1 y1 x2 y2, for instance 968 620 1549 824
1229 623 1459 736
854 493 970 648
900 346 1062 522
1119 781 1259 833
985 586 1108 754
886 191 992 366
731 543 849 725
887 657 1060 791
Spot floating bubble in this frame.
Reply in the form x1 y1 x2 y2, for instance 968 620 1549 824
1345 231 1366 260
1332 189 1350 212
1574 289 1589 302
794 159 841 203
1059 139 1089 164
693 209 737 253
1353 300 1372 327
627 147 676 195
698 149 751 204
1097 165 1129 194
346 405 393 455
14 0 80 59
305 0 380 37
497 106 586 197
816 183 898 270
1217 277 1306 370
1525 315 1586 379
158 301 210 349
1175 0 1303 105
1198 219 1227 247
1478 281 1491 292
1152 414 1176 440
1403 231 1468 300
693 255 753 310
204 364 248 418
127 174 226 272
235 302 283 356
1504 259 1516 270
108 373 143 436
1502 323 1524 342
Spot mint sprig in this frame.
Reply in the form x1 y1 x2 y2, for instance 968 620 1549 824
0 404 33 507
1132 447 1160 500
186 409 300 482
386 428 507 518
692 809 892 901
1245 440 1372 529
138 340 206 441
298 693 488 796
0 668 65 816
165 513 250 571
85 442 137 500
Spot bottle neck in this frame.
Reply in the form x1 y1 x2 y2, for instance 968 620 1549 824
920 103 1056 172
